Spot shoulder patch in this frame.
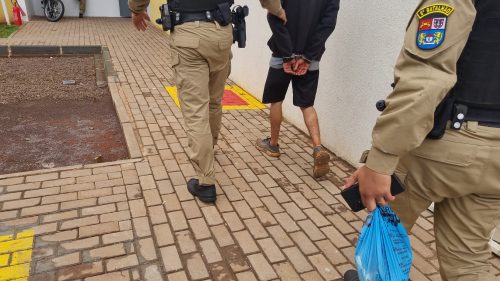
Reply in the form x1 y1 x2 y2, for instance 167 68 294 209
416 4 455 50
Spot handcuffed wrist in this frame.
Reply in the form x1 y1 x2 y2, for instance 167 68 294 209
301 56 312 64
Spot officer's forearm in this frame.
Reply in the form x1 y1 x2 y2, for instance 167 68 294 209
369 62 457 173
366 0 476 175
365 147 399 175
259 0 284 17
128 0 150 14
368 51 462 175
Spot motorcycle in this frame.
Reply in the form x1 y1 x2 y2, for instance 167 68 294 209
41 0 65 22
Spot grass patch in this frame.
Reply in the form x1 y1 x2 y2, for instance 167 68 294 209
0 24 18 38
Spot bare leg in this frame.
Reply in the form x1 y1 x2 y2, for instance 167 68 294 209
301 106 321 147
270 102 283 146
301 106 330 177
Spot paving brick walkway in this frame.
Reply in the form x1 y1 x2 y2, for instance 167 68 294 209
0 18 499 281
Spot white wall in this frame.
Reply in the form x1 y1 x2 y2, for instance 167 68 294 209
18 0 32 21
32 0 122 17
231 0 419 166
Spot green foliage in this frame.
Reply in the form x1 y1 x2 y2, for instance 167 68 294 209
0 24 18 38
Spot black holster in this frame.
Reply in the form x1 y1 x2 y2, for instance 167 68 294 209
156 4 175 31
232 5 249 48
214 3 232 26
427 93 455 139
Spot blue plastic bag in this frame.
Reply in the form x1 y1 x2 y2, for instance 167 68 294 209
354 205 413 281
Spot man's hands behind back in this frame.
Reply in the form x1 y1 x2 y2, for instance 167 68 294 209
293 58 310 76
283 58 310 76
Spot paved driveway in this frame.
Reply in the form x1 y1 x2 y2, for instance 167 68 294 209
0 18 492 281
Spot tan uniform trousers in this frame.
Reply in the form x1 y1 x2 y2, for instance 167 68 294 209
391 122 500 281
170 21 232 186
79 0 85 15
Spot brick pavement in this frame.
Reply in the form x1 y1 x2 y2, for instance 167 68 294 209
0 18 499 281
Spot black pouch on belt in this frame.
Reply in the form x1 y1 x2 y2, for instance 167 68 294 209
427 93 456 139
215 3 232 26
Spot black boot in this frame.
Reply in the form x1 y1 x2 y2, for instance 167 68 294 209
343 270 359 281
187 179 216 203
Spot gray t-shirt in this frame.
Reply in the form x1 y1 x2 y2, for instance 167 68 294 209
270 56 320 71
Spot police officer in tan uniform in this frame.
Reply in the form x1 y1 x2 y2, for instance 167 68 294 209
128 0 285 203
345 0 500 280
79 0 85 18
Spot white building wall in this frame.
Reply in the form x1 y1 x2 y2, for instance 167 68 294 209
231 0 419 166
32 0 122 17
17 0 32 22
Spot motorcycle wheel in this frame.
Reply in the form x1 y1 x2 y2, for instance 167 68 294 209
44 0 65 22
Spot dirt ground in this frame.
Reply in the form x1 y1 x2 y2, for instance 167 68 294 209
0 56 128 175
0 56 107 103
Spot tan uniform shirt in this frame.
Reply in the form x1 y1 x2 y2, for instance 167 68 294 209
128 0 283 16
128 0 149 14
366 0 477 175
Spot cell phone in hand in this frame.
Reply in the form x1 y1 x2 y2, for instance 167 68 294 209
340 174 405 212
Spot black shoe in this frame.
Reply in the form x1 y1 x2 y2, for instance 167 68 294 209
187 179 216 203
79 13 83 18
343 270 359 281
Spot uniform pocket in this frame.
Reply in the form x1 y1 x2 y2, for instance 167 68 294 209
170 50 180 68
173 36 200 49
219 39 233 50
410 138 478 167
218 38 233 63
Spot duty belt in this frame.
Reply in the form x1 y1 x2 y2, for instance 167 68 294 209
176 11 217 25
467 107 500 128
451 104 500 129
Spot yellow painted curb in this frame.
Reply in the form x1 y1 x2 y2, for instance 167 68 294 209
0 229 34 281
165 85 266 110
